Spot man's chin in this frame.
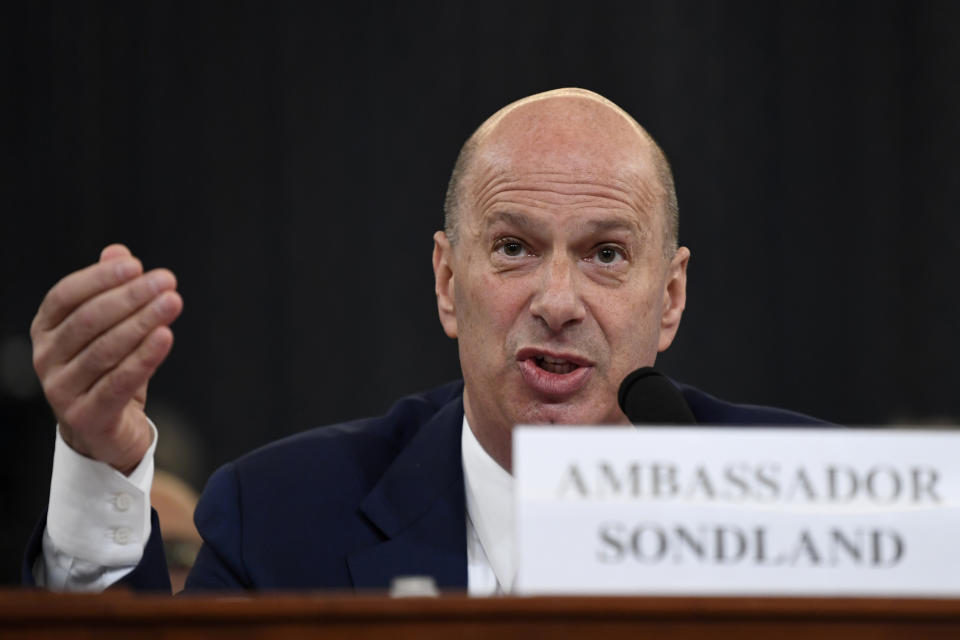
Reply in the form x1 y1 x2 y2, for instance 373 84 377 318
511 397 621 426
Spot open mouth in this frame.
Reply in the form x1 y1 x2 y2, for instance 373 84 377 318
517 349 594 397
534 355 580 375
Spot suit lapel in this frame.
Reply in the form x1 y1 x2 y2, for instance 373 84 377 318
347 393 468 590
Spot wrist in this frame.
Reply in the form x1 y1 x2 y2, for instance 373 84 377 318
57 422 152 477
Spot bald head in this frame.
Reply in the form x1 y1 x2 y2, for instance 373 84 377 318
443 88 679 257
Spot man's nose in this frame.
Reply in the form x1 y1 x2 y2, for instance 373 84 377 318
529 254 586 332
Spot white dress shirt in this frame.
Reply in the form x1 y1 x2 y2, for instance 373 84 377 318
39 415 516 595
462 416 515 595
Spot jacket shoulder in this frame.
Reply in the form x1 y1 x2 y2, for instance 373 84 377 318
231 380 464 477
676 382 827 425
187 380 465 590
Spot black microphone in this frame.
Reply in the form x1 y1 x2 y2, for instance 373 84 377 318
617 367 697 425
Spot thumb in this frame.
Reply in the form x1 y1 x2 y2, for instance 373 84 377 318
100 244 133 262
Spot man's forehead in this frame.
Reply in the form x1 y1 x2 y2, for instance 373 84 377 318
446 88 675 258
465 138 662 237
463 161 663 244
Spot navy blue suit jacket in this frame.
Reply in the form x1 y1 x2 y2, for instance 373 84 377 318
24 380 823 592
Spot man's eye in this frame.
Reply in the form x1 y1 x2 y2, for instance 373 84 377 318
495 239 529 257
594 245 625 264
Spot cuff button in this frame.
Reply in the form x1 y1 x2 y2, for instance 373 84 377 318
114 527 132 545
114 493 132 512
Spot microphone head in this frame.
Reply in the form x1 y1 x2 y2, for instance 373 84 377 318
617 367 697 425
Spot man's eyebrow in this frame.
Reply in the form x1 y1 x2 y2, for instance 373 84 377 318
480 210 645 238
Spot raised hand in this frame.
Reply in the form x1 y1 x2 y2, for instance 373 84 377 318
30 245 183 474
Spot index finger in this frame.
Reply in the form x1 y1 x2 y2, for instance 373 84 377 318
33 256 144 334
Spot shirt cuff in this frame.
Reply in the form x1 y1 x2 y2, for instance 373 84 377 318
46 421 157 566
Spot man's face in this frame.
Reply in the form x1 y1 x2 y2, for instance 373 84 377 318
433 94 688 468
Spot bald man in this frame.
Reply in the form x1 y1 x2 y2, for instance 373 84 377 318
434 88 688 471
25 89 819 594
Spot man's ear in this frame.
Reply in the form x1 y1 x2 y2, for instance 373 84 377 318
657 246 690 352
433 230 458 339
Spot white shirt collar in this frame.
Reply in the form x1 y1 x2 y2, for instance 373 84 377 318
461 415 515 593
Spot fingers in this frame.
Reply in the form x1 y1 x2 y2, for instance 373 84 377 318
58 326 173 471
45 287 183 401
31 245 181 472
61 326 175 435
31 245 182 426
33 256 144 335
35 269 179 373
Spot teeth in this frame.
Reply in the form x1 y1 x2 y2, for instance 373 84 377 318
535 356 578 374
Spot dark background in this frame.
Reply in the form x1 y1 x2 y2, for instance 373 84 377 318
2 0 958 584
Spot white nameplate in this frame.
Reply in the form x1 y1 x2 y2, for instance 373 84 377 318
514 427 960 596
